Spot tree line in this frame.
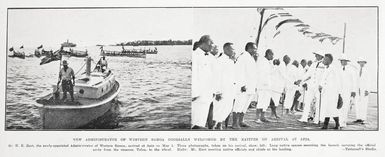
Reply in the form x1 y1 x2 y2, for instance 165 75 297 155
114 39 192 46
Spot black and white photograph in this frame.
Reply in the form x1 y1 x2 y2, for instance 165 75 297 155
6 8 192 130
192 7 378 130
1 1 385 157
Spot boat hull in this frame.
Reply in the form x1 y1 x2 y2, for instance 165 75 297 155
39 100 113 129
36 81 120 129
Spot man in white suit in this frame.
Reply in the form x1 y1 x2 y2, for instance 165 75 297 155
353 57 370 124
233 42 258 129
289 60 302 113
298 59 308 111
297 52 325 123
338 54 357 128
255 49 274 123
319 54 343 130
191 35 215 129
212 43 236 130
206 45 222 129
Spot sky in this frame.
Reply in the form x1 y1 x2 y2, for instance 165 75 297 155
7 8 193 47
193 7 378 91
7 7 378 91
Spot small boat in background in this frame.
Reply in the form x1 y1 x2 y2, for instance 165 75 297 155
145 47 158 54
36 57 120 129
61 39 77 47
8 47 25 59
100 46 147 58
34 45 44 58
61 47 88 57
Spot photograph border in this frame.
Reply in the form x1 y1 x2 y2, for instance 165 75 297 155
4 6 379 131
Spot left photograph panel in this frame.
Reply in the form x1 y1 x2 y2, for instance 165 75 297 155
6 8 192 130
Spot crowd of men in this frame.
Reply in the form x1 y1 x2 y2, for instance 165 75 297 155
191 35 371 130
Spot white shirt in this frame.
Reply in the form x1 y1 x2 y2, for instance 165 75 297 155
357 65 370 95
301 60 325 89
216 55 237 97
270 64 286 93
255 56 273 91
211 53 224 94
59 67 75 81
192 48 215 99
338 64 358 95
235 52 258 94
101 59 107 66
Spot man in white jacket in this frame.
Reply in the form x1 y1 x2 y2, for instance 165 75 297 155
206 45 222 129
338 54 357 128
191 35 215 129
298 59 308 111
319 53 343 129
297 52 325 123
233 42 258 129
288 60 302 113
255 49 274 123
353 57 370 124
212 43 236 130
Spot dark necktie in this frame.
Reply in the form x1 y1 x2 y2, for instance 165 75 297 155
359 67 363 77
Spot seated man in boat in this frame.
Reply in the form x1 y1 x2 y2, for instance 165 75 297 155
100 56 108 72
96 56 108 73
58 60 75 102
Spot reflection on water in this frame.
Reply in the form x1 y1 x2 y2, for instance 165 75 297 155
6 45 191 130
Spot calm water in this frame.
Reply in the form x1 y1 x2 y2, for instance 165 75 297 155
6 45 191 130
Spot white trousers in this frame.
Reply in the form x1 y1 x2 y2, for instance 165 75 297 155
339 93 351 127
271 92 281 106
213 96 234 122
257 90 271 111
299 88 320 123
283 88 296 109
191 96 212 127
299 89 315 121
233 93 252 113
356 94 369 121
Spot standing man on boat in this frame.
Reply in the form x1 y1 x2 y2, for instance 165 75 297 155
58 60 75 102
191 35 215 129
100 56 108 73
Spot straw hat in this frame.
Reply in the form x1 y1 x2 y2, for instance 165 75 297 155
338 53 350 61
62 60 68 65
312 51 324 57
357 57 367 63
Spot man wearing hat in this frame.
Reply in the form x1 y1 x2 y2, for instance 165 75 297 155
58 60 75 102
337 54 357 127
297 52 325 123
354 57 370 124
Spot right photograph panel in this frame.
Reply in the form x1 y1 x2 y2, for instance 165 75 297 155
191 7 378 130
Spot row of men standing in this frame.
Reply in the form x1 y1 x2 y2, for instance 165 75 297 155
191 35 371 130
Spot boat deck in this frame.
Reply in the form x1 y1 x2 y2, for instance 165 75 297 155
36 81 120 109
